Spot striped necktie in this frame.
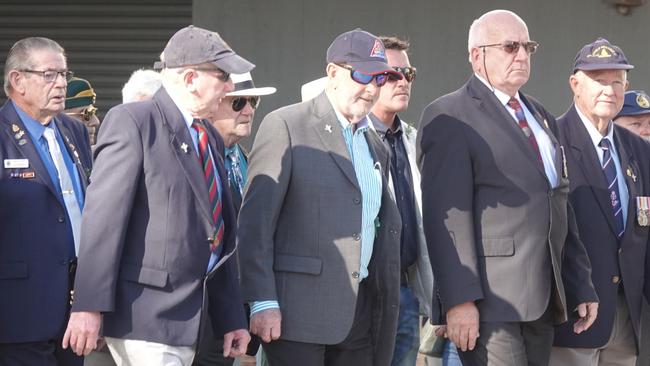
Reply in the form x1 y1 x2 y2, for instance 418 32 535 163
599 138 625 238
191 120 224 253
507 97 542 162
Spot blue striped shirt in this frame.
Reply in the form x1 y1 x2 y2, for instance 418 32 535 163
251 101 382 316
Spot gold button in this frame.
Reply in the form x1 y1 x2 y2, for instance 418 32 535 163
612 275 620 284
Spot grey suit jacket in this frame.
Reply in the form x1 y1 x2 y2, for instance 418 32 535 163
238 92 402 365
417 75 597 325
72 88 246 347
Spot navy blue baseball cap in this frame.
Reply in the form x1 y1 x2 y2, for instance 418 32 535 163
572 38 634 73
615 90 650 119
154 25 254 74
326 28 401 78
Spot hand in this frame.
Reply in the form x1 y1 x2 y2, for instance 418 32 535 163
62 311 102 356
446 301 480 352
222 329 250 358
573 302 598 334
435 325 447 338
249 308 282 343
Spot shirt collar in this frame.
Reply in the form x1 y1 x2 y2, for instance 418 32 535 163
163 85 195 130
574 104 615 148
12 100 51 141
369 113 402 136
225 143 239 156
474 73 523 107
326 91 370 133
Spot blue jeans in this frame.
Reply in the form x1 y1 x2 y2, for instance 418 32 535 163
443 340 463 366
391 286 420 366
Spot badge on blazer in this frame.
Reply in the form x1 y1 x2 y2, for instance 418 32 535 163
325 124 333 133
10 171 35 179
18 139 27 146
636 196 650 227
4 158 29 169
627 166 637 183
11 124 19 133
180 142 189 154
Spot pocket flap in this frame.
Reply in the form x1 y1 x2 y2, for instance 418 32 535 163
479 238 515 257
119 263 168 288
273 254 322 275
0 262 28 279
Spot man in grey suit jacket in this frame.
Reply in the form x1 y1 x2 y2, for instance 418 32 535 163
368 36 434 366
417 10 599 366
62 26 254 365
238 28 403 366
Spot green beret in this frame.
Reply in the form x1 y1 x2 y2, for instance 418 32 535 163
65 77 96 109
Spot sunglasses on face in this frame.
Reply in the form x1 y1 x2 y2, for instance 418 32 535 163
478 40 539 54
231 96 260 112
388 66 417 83
334 63 389 87
66 105 97 122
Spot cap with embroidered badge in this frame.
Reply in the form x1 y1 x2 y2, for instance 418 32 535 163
616 90 650 119
326 28 401 78
65 77 96 109
572 37 634 73
153 25 254 74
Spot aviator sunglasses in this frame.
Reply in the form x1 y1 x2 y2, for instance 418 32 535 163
388 66 417 83
478 40 539 54
334 63 390 87
231 96 260 112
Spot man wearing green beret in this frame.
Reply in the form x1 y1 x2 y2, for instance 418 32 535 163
65 77 100 145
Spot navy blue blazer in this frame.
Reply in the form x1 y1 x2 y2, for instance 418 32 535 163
554 105 650 350
0 100 92 343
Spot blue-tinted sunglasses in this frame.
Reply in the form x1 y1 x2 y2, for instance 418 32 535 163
334 63 389 87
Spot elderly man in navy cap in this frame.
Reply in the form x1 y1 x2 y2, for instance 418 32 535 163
551 37 650 366
237 28 403 366
63 25 254 366
614 90 650 141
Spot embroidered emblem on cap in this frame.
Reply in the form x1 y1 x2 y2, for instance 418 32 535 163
587 45 617 58
636 93 650 109
369 39 386 59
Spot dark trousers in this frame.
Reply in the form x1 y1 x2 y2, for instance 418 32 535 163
0 340 83 366
263 278 373 366
192 313 234 366
459 304 554 366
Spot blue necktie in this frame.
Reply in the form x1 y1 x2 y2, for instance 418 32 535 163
599 138 625 238
226 148 245 199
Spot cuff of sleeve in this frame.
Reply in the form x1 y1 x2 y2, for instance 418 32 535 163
250 301 280 316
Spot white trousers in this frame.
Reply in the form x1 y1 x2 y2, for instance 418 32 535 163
105 337 196 366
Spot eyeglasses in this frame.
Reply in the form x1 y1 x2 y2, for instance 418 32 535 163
66 105 97 122
334 63 389 87
231 96 260 112
21 69 74 83
478 41 539 54
388 66 417 83
193 67 230 82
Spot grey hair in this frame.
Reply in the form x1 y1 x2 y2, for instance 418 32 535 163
467 10 527 54
122 69 163 103
4 37 65 96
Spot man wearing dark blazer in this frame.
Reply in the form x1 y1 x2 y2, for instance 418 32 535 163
417 10 598 366
550 38 650 366
237 29 403 366
62 26 254 365
0 37 92 365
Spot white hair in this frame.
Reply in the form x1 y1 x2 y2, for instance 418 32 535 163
467 10 527 53
121 69 162 103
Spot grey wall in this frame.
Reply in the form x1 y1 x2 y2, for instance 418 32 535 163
194 0 650 147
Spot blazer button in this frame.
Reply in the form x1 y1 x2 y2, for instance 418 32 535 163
612 275 620 284
352 271 360 279
389 228 398 235
353 233 361 241
57 216 65 223
548 191 554 197
353 197 361 204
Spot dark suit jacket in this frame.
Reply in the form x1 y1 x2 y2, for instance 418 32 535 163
554 105 650 350
0 100 92 343
238 92 402 365
417 75 598 325
71 88 246 347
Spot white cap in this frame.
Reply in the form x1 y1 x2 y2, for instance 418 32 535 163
226 72 277 96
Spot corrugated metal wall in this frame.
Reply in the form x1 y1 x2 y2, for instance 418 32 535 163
0 0 192 117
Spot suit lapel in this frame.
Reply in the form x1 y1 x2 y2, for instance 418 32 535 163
311 93 359 189
54 118 89 192
154 90 213 222
565 106 619 235
614 127 641 239
0 102 58 197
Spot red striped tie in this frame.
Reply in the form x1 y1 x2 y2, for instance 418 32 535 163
507 97 542 162
192 120 224 253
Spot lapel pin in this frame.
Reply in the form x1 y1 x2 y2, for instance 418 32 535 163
325 124 333 133
11 124 19 133
18 139 27 146
627 167 637 182
180 142 189 154
543 119 549 129
14 130 24 140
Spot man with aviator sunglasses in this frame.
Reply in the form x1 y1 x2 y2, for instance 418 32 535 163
238 28 403 366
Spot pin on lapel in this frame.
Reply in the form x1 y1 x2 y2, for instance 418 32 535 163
18 139 27 146
543 119 549 129
627 167 637 182
14 130 24 140
11 124 19 133
325 124 333 133
180 142 189 154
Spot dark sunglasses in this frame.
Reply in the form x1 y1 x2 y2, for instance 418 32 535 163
334 63 389 87
388 66 417 83
478 40 539 54
231 96 260 112
66 105 97 122
193 67 231 82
